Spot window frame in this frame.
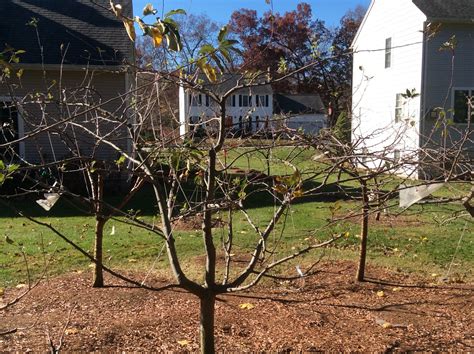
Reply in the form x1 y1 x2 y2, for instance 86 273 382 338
452 87 474 124
395 93 404 123
385 37 392 69
0 98 24 159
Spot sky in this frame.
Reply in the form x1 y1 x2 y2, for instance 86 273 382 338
132 0 371 28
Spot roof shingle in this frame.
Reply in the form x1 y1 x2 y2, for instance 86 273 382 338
412 0 474 21
0 0 133 66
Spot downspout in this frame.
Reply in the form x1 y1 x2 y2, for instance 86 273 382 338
419 21 429 179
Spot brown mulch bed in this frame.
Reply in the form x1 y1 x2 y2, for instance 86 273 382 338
0 261 473 351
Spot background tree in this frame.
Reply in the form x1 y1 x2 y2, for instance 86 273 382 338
229 3 329 93
229 3 366 128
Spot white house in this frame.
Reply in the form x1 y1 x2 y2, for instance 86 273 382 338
179 77 326 138
179 79 273 138
352 0 474 179
274 93 327 135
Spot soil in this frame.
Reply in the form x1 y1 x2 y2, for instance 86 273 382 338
338 212 426 228
0 261 473 352
172 214 224 231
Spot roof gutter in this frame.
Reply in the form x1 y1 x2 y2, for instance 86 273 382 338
426 17 474 24
13 63 129 72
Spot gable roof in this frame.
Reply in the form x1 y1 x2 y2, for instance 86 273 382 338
274 94 326 115
0 0 133 66
412 0 474 21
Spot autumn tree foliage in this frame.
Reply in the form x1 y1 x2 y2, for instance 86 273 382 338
229 3 327 91
229 3 365 127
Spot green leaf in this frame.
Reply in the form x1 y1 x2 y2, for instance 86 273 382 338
220 47 231 62
164 23 183 52
7 164 19 173
164 9 187 17
199 44 215 55
116 155 127 166
218 26 228 42
0 160 5 170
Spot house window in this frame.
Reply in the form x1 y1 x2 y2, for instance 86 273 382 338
246 116 252 132
385 37 392 68
190 94 202 106
394 149 401 162
0 103 19 158
395 93 404 123
189 116 199 132
239 95 251 107
256 95 267 107
255 116 260 129
239 116 243 130
205 95 210 107
453 89 474 123
231 95 236 107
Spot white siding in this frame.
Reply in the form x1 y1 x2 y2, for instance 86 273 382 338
285 114 326 135
352 0 426 176
179 88 273 136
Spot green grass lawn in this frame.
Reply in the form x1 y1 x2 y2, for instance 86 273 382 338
1 189 472 288
1 145 472 287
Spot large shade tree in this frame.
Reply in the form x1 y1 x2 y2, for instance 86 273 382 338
229 3 366 127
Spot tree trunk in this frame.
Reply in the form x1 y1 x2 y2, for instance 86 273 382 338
93 216 106 287
356 183 369 282
199 293 216 354
92 172 105 288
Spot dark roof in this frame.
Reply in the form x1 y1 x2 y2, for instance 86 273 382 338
412 0 474 21
274 94 326 115
0 0 133 66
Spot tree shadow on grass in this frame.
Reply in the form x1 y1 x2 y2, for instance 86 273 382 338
0 179 362 218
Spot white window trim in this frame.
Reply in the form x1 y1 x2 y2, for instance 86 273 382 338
385 37 392 69
0 96 25 159
395 93 404 123
451 87 474 125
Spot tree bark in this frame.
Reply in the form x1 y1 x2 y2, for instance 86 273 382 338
92 172 105 288
93 216 106 287
199 292 216 354
356 182 369 282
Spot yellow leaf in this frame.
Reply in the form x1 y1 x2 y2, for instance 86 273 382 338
292 188 304 198
239 303 255 310
177 340 189 346
376 291 385 297
0 288 4 296
109 1 122 17
431 273 439 277
273 184 288 194
16 284 26 289
150 27 163 47
122 18 136 42
392 287 402 292
382 322 392 329
202 63 217 82
65 328 79 335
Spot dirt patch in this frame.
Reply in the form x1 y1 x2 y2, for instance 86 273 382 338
0 261 472 351
338 212 425 227
171 214 225 231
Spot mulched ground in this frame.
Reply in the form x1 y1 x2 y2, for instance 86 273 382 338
1 261 473 352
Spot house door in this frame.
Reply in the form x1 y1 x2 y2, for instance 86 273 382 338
0 103 19 161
